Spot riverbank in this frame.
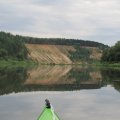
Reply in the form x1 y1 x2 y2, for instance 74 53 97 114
0 59 120 70
102 62 120 69
92 62 120 70
0 59 37 68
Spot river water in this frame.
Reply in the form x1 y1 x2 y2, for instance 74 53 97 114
0 65 120 120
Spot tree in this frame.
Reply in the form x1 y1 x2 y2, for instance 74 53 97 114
101 41 120 62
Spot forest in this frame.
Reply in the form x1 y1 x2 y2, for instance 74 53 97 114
101 41 120 62
0 32 27 60
69 46 91 62
23 37 108 49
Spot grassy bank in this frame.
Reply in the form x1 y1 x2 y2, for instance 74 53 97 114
101 62 120 68
0 59 37 68
0 59 120 70
92 61 120 69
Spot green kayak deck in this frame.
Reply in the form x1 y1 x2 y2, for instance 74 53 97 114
37 107 60 120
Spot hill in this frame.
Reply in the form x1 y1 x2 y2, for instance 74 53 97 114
26 44 102 64
0 31 108 64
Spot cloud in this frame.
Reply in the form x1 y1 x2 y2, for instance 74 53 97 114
0 0 120 45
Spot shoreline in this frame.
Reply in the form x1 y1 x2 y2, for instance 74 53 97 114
0 59 37 68
0 59 120 69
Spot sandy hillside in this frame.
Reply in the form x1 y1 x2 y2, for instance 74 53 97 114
89 47 102 60
26 44 75 64
26 44 102 64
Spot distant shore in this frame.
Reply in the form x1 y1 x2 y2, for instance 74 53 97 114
0 59 120 70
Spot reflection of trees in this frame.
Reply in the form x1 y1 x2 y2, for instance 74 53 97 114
101 68 120 92
68 67 102 86
112 82 120 92
68 67 91 83
101 69 120 81
24 66 105 91
0 66 120 95
0 67 28 95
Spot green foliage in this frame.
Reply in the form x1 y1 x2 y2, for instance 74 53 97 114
68 67 91 83
0 32 28 60
69 46 91 62
101 41 120 62
24 37 108 48
0 48 8 58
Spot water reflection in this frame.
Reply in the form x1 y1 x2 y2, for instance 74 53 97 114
0 65 120 95
0 67 28 95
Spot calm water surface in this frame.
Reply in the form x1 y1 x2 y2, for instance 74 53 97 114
0 65 120 120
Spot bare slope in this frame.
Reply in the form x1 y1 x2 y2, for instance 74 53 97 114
26 44 75 64
26 44 102 64
84 47 102 60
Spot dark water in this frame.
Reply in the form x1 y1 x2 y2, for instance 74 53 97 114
0 65 120 120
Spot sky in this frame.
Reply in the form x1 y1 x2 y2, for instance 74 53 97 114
0 0 120 46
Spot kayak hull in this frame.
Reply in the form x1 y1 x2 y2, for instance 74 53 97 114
37 107 60 120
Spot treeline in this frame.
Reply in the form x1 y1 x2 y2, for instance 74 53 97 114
0 31 108 48
0 32 27 60
24 37 108 49
70 46 91 62
101 41 120 62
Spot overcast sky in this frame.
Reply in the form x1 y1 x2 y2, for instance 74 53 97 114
0 0 120 45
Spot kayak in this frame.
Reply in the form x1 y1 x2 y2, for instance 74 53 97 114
37 99 60 120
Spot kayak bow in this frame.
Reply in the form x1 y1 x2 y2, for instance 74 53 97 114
37 99 60 120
